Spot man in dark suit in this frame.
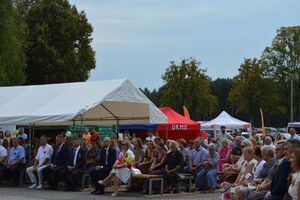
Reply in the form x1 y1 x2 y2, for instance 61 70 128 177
90 137 116 195
257 142 292 200
64 137 86 191
42 134 70 190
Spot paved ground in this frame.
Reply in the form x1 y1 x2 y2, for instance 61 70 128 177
0 187 220 200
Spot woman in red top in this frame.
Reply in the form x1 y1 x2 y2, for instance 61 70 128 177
219 138 232 172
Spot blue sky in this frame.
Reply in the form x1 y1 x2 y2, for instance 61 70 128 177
69 0 300 89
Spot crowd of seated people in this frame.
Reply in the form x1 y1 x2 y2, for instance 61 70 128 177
220 130 300 200
0 126 300 200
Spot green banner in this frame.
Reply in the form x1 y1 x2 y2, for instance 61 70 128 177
66 125 115 139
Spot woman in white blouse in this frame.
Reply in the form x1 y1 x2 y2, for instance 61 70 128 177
99 140 135 197
289 148 300 200
231 146 257 200
253 145 265 179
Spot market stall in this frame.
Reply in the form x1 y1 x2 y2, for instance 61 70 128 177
201 111 251 138
157 107 200 143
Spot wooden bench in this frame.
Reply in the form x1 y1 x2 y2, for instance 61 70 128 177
132 174 164 195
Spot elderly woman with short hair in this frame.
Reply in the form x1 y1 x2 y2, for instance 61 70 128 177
163 140 184 193
247 145 277 200
196 143 219 191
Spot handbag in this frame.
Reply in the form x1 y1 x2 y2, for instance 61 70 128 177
131 167 142 176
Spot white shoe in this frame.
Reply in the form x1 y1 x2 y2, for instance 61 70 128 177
111 193 117 197
98 180 104 185
36 184 43 189
28 183 37 189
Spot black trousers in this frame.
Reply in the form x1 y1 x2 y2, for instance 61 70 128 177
7 163 25 185
0 163 6 184
63 168 82 189
42 165 67 189
89 167 110 193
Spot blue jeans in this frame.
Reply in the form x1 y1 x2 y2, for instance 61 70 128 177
195 168 206 189
206 168 218 190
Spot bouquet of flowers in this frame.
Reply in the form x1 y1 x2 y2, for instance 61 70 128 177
117 153 135 168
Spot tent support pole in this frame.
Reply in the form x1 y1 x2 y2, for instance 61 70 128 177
33 123 35 140
117 119 119 136
213 126 216 139
73 120 75 135
80 114 83 145
100 103 120 137
100 103 119 120
28 124 32 164
166 124 168 142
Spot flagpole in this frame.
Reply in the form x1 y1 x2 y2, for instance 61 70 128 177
260 108 265 137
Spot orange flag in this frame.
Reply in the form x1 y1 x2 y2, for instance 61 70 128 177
260 108 265 137
183 106 190 119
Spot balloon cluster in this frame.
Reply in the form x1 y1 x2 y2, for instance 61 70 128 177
14 128 21 136
65 131 72 137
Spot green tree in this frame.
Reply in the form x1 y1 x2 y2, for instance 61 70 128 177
261 26 300 122
0 0 26 86
24 0 96 84
228 58 278 122
210 78 232 114
160 58 218 120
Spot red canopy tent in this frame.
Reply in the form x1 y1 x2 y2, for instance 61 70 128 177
157 107 200 143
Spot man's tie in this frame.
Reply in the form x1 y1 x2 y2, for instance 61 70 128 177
105 148 108 164
72 148 76 165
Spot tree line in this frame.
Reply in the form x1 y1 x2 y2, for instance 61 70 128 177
0 0 96 86
141 26 300 127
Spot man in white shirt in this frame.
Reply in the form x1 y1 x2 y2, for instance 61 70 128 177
145 129 156 141
26 135 53 189
0 143 7 185
290 128 300 140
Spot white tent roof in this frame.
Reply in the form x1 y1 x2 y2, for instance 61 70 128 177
0 79 168 125
201 111 251 129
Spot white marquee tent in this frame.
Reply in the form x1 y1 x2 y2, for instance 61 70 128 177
0 79 168 126
201 111 251 138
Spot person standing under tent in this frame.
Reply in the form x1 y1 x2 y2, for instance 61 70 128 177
82 129 91 144
18 128 28 141
146 129 156 142
90 128 100 142
216 126 233 147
